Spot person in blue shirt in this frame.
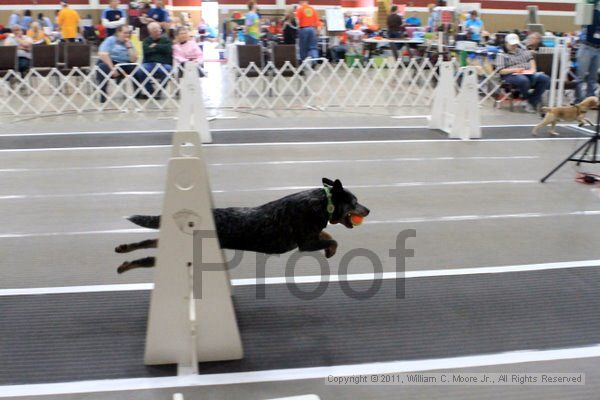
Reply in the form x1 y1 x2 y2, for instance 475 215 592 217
102 0 126 37
96 25 145 102
8 11 20 29
464 10 484 42
20 10 33 30
405 11 421 27
147 0 170 30
576 0 600 102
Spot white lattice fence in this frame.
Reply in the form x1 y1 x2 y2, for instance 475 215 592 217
0 58 506 116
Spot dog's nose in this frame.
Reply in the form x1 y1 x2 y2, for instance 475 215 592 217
362 207 370 216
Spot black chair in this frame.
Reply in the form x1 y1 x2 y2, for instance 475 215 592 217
30 44 57 75
272 44 298 77
0 45 17 77
236 44 263 77
63 43 91 70
534 52 577 99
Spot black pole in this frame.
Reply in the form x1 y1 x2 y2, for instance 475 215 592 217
540 108 600 183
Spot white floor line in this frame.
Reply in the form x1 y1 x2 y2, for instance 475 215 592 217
2 209 597 238
0 228 151 239
0 137 587 153
0 123 581 137
1 209 597 239
2 259 599 296
2 344 600 397
0 180 543 201
0 156 540 173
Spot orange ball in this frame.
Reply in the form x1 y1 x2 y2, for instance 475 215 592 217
350 214 364 226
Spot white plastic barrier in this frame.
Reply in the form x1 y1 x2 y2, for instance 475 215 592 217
177 62 212 143
145 71 242 373
429 63 481 140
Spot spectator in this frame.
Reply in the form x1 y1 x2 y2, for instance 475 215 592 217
137 1 153 40
576 6 600 102
96 22 107 40
282 8 298 45
464 10 483 42
244 1 260 45
173 26 203 69
296 0 319 61
21 10 33 30
168 16 183 40
102 0 126 37
57 0 80 42
405 11 421 26
525 32 543 52
96 25 145 102
37 13 53 30
329 31 347 63
4 25 33 75
497 33 549 113
387 5 403 59
141 21 172 98
426 4 438 32
147 0 170 31
8 11 20 28
344 12 353 30
27 21 50 44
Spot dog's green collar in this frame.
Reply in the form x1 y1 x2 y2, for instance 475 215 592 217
323 186 335 221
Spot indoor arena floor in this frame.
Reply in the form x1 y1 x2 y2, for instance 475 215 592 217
2 125 600 399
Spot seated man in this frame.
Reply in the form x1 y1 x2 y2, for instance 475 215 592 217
496 33 549 113
329 31 347 63
141 21 172 98
4 25 33 75
96 25 145 103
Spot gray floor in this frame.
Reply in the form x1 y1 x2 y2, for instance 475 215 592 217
2 122 600 399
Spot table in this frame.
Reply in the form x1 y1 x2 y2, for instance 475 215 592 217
362 38 425 59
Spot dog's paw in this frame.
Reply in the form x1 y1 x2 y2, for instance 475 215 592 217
550 131 560 136
117 261 131 274
115 244 129 253
325 244 338 258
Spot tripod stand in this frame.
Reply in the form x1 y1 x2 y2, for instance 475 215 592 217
540 108 600 183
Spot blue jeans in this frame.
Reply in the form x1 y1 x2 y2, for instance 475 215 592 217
299 27 318 61
503 72 550 107
140 62 172 96
245 34 259 45
576 44 600 102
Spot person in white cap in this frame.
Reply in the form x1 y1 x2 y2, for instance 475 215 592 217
496 33 550 113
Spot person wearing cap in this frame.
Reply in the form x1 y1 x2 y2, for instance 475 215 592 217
496 33 550 113
576 1 600 103
102 0 127 38
464 10 483 42
57 0 80 42
296 0 319 61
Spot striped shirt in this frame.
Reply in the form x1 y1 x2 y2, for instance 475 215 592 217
496 45 532 70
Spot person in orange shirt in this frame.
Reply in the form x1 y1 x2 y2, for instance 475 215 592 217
295 0 319 61
57 0 80 42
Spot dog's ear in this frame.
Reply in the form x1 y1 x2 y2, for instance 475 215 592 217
322 178 335 187
333 179 343 191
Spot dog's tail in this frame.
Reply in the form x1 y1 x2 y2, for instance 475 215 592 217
127 215 160 229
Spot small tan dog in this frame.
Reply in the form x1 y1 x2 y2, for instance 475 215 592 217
533 96 599 136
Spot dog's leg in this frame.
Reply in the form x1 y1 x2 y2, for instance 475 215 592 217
297 231 338 258
115 239 158 253
117 256 155 274
549 120 558 136
584 118 594 126
533 115 553 136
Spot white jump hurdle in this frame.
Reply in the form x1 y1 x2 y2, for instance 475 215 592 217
429 62 481 140
145 63 242 374
177 62 212 144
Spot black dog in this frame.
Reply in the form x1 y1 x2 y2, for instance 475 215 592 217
115 178 369 273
